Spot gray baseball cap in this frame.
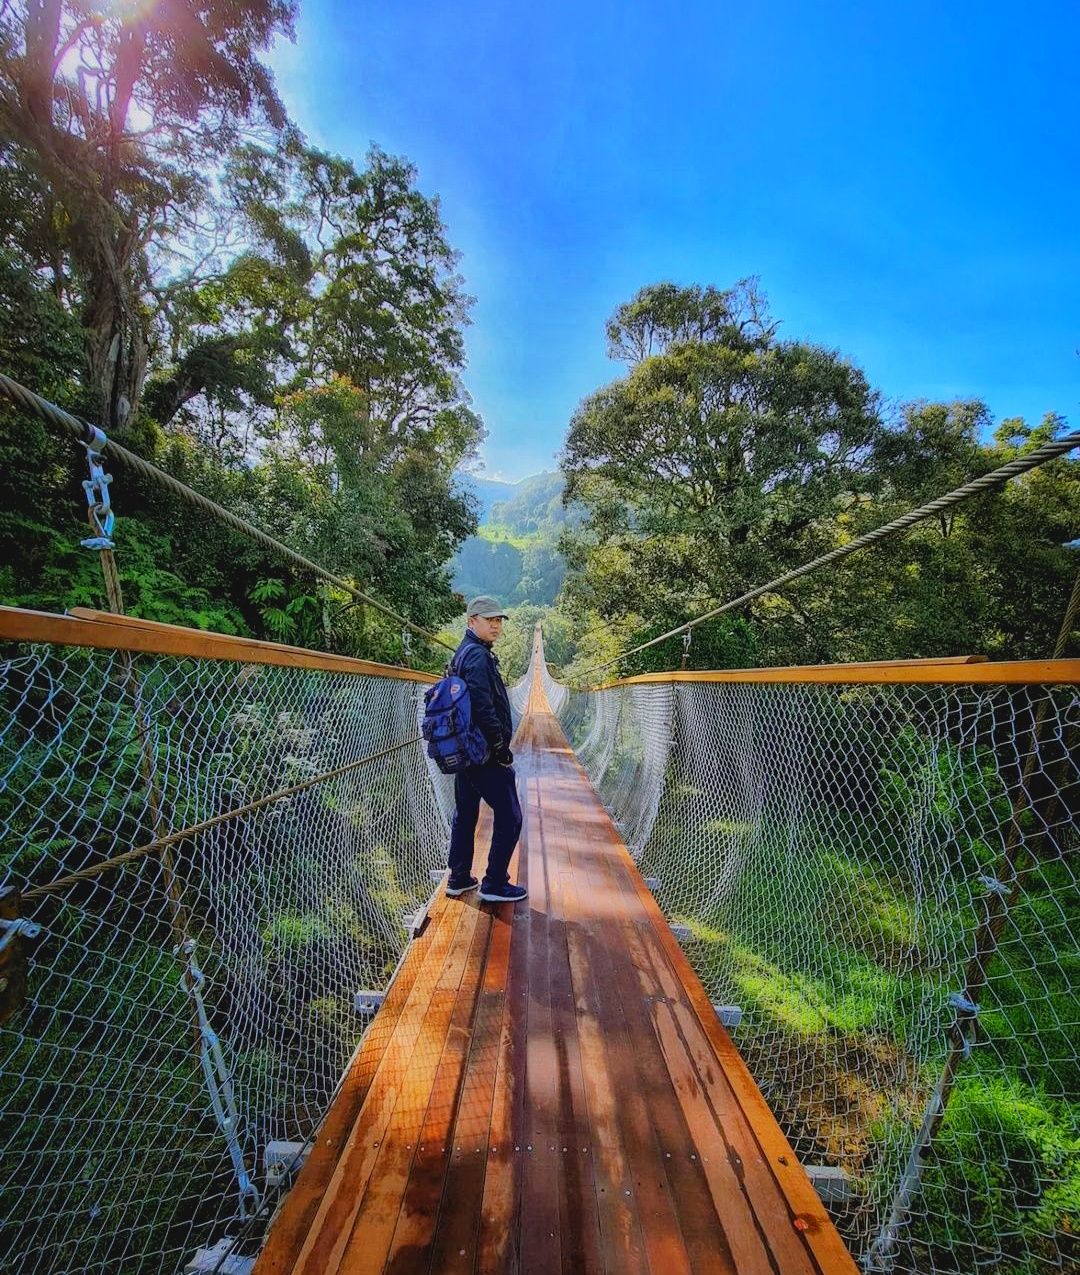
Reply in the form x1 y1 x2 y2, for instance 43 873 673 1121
467 595 509 618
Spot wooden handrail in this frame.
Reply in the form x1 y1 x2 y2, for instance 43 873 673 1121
0 605 438 683
589 653 1080 688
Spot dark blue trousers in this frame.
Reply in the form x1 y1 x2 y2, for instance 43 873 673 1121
447 761 523 887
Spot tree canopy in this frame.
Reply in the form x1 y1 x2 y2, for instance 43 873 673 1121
559 281 1079 678
0 0 482 665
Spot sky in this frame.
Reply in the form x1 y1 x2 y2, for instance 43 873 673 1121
268 0 1079 482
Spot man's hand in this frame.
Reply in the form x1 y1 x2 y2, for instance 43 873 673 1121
494 744 514 767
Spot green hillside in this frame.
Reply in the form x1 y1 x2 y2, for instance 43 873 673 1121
450 470 574 606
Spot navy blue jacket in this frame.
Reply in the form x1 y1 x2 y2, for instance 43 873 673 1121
452 629 513 751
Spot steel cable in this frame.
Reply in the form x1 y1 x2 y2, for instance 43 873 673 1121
0 371 456 653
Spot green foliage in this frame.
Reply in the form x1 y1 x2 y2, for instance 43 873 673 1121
451 471 577 607
896 1074 1079 1274
0 0 296 430
559 282 1079 677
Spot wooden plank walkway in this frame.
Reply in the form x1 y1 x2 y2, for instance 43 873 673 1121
253 639 859 1275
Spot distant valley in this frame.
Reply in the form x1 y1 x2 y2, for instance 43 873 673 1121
451 471 578 606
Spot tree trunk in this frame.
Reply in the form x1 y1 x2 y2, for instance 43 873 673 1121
82 240 148 432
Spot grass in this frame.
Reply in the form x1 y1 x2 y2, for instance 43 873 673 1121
634 771 1079 1273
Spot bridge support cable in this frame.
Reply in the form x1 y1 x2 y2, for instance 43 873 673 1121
540 629 1080 1275
579 428 1080 683
0 371 455 656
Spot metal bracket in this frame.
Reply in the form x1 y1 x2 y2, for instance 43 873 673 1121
0 889 42 1026
354 989 386 1017
403 904 429 938
805 1164 853 1207
265 1140 310 1191
0 915 42 955
184 1237 254 1274
711 1003 743 1029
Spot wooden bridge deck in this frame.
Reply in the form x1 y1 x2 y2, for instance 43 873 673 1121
254 654 858 1274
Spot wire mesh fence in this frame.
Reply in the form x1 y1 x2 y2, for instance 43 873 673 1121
555 671 1079 1275
0 637 452 1274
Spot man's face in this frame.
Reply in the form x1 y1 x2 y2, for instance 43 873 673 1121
469 614 505 643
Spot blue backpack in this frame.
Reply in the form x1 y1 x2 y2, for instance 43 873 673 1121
422 656 490 773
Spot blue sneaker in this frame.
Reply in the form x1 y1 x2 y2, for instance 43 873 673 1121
446 875 478 897
478 881 528 903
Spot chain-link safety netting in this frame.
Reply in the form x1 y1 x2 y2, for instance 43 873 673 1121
553 665 1078 1275
0 638 453 1274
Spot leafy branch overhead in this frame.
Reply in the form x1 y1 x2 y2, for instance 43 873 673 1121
0 0 484 661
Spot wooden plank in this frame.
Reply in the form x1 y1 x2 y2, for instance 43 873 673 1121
557 812 688 1274
579 810 816 1273
474 764 533 1274
335 902 492 1273
252 892 452 1275
382 794 509 1273
589 655 1080 686
544 762 648 1274
575 760 862 1275
287 901 477 1275
536 753 606 1274
517 762 563 1272
418 899 514 1271
623 914 818 1275
0 604 436 682
558 822 733 1274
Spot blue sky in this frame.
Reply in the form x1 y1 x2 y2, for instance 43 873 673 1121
269 0 1079 481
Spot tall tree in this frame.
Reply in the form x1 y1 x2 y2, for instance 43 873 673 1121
560 284 1079 674
561 279 884 657
0 0 295 429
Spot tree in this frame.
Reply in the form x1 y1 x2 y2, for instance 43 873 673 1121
561 280 884 661
0 0 295 429
560 283 1079 672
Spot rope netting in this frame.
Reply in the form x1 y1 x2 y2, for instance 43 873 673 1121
553 666 1078 1275
0 636 452 1274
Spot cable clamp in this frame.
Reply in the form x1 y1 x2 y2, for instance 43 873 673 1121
0 916 42 956
948 992 979 1059
178 938 261 1219
977 874 1009 898
948 992 978 1017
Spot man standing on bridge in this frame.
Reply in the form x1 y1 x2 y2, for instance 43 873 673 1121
445 596 527 903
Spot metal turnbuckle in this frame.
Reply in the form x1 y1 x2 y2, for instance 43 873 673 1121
80 424 116 550
178 939 261 1219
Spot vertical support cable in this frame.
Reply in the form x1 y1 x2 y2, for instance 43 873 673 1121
179 941 261 1220
76 429 257 1220
79 423 124 614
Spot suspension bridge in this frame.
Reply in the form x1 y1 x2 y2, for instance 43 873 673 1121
0 375 1077 1275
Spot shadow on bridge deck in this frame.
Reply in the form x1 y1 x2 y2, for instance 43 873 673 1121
253 644 858 1275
